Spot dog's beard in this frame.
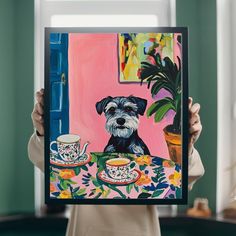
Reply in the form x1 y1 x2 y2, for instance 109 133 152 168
105 115 139 138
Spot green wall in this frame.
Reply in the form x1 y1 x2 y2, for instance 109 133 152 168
14 0 35 213
0 0 17 214
176 0 217 212
0 0 34 214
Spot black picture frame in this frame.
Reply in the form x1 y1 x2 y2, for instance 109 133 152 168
45 27 188 205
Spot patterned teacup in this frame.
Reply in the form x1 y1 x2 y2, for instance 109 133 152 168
105 158 136 180
50 134 88 162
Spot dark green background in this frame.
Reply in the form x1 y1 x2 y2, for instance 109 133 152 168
0 0 34 214
0 0 217 215
176 0 217 212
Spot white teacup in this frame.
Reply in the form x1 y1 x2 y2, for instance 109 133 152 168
50 134 82 162
105 158 136 180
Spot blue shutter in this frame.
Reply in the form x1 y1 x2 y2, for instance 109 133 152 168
50 33 69 142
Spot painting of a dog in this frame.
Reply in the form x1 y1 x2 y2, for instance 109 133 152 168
96 96 150 155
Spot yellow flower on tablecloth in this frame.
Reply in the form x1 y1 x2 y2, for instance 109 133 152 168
95 187 102 194
135 155 152 166
102 189 111 198
169 171 181 187
135 173 151 186
50 183 56 192
59 190 71 199
59 169 76 179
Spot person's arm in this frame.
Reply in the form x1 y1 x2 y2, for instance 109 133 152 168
28 89 45 172
188 147 204 190
28 132 44 172
188 97 204 190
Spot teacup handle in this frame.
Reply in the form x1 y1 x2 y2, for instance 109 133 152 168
50 141 57 155
129 161 136 171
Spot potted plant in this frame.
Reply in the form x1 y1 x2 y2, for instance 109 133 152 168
140 50 182 164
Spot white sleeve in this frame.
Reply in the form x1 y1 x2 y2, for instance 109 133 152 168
27 132 45 172
188 147 205 190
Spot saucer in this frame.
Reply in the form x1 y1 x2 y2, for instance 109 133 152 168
97 169 141 185
50 153 91 167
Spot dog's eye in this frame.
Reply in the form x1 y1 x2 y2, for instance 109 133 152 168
108 107 116 113
125 106 133 112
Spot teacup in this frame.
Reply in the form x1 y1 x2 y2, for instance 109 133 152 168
105 158 136 180
50 134 83 162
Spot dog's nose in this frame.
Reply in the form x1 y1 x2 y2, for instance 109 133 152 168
116 118 125 125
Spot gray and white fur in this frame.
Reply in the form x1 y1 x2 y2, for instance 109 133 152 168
96 96 150 155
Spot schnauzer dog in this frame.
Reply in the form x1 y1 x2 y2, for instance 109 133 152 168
96 96 150 155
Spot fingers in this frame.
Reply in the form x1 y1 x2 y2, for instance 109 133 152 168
31 109 44 136
188 97 202 146
36 89 44 106
190 103 200 115
31 89 45 136
32 89 45 123
33 120 44 136
36 102 44 115
189 113 200 126
189 123 202 134
31 109 43 123
188 97 193 110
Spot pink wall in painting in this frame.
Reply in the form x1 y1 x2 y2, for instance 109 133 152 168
68 33 175 159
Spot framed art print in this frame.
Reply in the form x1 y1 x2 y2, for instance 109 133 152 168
45 27 188 204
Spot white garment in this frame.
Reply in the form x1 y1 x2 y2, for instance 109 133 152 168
28 133 205 236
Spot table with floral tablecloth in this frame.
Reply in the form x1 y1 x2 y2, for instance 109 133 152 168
50 152 182 200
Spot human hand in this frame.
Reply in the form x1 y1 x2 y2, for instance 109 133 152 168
31 89 44 136
188 97 202 156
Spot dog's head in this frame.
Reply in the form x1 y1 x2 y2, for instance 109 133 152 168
96 96 147 138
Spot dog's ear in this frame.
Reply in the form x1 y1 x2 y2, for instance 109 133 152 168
96 96 113 115
129 96 147 116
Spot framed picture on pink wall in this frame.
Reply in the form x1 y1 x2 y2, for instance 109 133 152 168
45 27 188 204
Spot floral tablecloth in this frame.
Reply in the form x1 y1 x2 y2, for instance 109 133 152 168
50 152 182 200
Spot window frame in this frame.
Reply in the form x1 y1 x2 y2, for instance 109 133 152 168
217 0 236 213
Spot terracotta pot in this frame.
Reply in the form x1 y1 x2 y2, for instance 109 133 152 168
163 125 182 165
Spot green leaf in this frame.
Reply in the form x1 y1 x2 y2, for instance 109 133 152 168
150 80 165 96
175 71 181 89
72 187 80 193
88 161 94 166
60 179 68 190
91 154 98 163
151 177 158 183
66 179 77 185
51 192 60 197
92 179 100 187
152 189 164 198
141 188 149 193
50 175 56 182
126 184 133 194
146 98 175 118
134 184 139 193
139 165 146 171
74 167 81 176
158 176 167 183
76 188 86 196
138 192 151 199
81 165 88 171
154 102 175 122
